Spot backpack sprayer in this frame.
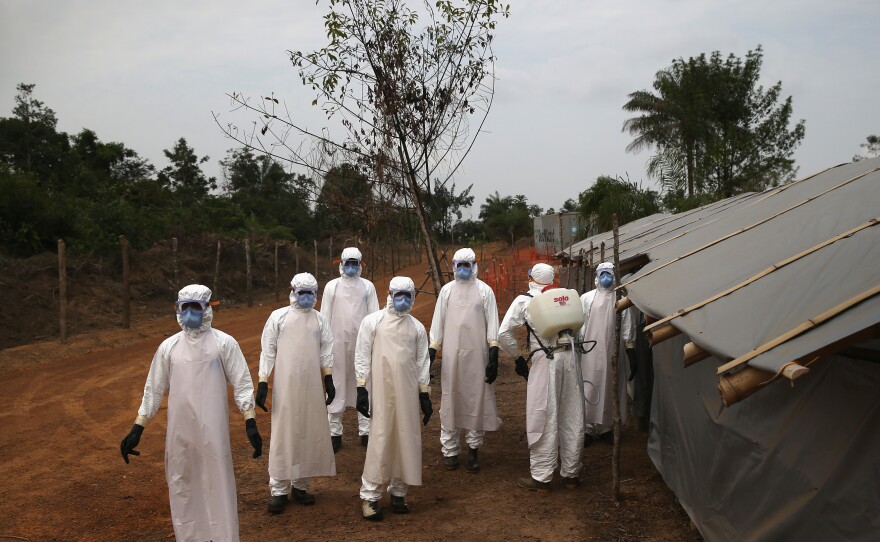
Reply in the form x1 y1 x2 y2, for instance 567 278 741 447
525 288 596 360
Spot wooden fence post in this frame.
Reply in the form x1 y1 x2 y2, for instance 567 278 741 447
274 241 280 302
600 241 605 264
58 239 67 343
245 238 253 308
314 239 318 278
295 241 299 274
610 214 622 502
213 241 221 298
172 237 178 288
120 235 130 329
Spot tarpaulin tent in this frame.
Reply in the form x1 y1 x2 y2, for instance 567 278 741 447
563 157 880 540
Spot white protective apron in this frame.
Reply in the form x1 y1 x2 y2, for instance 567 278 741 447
580 289 627 427
269 310 336 480
440 280 500 431
362 314 422 486
165 330 238 542
327 278 369 413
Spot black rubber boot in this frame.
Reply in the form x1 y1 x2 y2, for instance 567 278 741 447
390 495 410 514
362 500 384 521
360 434 369 447
291 488 316 505
465 447 480 473
268 494 288 514
517 477 551 492
444 455 459 470
331 435 342 453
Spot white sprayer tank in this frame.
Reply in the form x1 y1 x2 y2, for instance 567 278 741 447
527 288 584 342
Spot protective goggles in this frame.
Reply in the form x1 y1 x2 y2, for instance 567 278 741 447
343 259 361 266
453 261 473 269
390 290 413 300
175 299 209 313
293 288 317 297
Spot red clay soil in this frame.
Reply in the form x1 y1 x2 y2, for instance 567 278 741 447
0 260 699 541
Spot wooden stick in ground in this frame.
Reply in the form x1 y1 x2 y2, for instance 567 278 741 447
58 238 67 343
172 237 178 288
294 241 299 274
274 241 279 302
120 235 130 329
245 238 253 308
610 214 622 501
213 240 221 298
314 240 318 278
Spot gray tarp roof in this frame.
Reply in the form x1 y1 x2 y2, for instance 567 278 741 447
571 157 880 377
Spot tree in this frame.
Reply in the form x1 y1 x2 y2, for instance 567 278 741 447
217 0 509 293
157 138 216 201
313 162 374 234
623 46 805 206
578 175 660 233
479 191 534 244
853 134 880 162
425 182 474 242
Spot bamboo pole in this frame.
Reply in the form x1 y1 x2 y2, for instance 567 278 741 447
213 240 221 298
295 241 299 274
615 296 633 312
314 240 318 278
683 342 711 367
647 324 681 346
600 241 605 263
245 238 253 308
610 215 621 502
120 235 130 329
718 367 776 406
588 241 594 291
58 239 67 343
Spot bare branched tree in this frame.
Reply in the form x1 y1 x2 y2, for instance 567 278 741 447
214 0 508 293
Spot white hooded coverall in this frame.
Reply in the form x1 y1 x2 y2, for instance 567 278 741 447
579 264 634 436
135 285 256 542
498 270 585 484
321 247 380 438
430 249 501 456
260 274 336 496
356 277 431 502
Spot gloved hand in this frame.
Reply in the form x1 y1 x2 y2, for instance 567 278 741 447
255 381 268 412
514 356 529 381
419 392 433 425
356 386 370 418
246 418 262 458
429 347 437 364
626 348 637 381
120 423 145 464
485 346 499 384
324 374 336 406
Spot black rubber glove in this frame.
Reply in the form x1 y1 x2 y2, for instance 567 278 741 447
514 356 529 381
255 381 268 412
429 347 437 364
419 391 433 425
324 374 336 405
120 423 144 464
626 348 637 381
356 386 370 418
485 346 499 384
246 418 262 458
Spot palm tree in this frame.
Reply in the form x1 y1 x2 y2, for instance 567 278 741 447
578 176 660 233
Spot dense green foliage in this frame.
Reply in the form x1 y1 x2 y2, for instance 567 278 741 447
623 46 805 212
578 176 660 233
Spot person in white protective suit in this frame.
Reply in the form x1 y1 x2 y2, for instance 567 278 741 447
428 248 501 473
321 247 380 452
354 276 433 520
120 284 262 542
256 272 337 514
498 263 585 492
579 262 635 446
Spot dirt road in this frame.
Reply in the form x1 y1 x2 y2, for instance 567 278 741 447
0 268 697 541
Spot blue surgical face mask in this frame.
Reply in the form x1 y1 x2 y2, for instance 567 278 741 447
296 292 316 309
343 264 359 277
455 265 473 281
392 294 413 313
180 308 204 329
598 273 614 289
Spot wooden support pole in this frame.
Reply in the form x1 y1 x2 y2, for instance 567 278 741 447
600 241 605 263
683 342 711 367
171 237 178 288
120 235 130 329
294 241 299 274
58 239 67 343
610 214 621 502
718 367 776 407
647 324 681 346
274 241 280 302
213 240 221 299
615 296 633 312
314 239 318 278
245 238 253 308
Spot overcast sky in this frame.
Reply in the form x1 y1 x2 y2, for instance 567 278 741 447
2 0 878 217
